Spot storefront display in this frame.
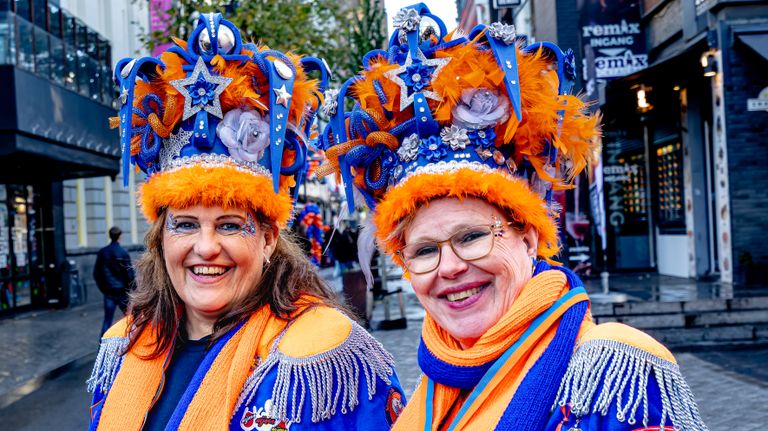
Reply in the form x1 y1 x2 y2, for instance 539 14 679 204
656 142 685 230
0 184 45 314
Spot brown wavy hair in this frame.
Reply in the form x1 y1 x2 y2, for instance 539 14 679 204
126 208 342 358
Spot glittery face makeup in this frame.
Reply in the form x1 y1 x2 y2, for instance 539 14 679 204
161 205 277 326
240 213 259 237
166 212 182 235
165 211 260 237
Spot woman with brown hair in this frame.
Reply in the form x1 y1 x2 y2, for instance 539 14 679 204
87 13 402 431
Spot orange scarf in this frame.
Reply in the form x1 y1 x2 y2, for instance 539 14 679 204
394 270 593 431
97 305 289 430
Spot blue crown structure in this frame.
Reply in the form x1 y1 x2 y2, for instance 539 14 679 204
318 3 582 213
113 12 331 203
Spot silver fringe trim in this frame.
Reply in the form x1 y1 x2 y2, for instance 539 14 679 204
553 339 708 431
234 321 395 424
86 336 129 394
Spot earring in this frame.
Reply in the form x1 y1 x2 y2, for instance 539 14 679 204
265 255 271 265
531 257 537 273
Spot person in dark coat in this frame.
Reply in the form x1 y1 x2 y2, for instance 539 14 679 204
93 226 134 335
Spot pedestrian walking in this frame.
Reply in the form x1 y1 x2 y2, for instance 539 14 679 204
321 5 706 430
93 226 134 336
86 13 402 431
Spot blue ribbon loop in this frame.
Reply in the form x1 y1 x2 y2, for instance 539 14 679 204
268 60 295 193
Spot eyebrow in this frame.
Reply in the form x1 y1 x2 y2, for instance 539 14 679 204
408 222 484 244
170 214 246 222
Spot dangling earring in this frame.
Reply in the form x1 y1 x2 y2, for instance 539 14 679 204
264 255 271 265
531 257 537 273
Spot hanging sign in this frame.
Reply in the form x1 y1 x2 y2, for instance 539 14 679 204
580 0 647 80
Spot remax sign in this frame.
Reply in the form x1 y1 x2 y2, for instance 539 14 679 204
580 2 647 80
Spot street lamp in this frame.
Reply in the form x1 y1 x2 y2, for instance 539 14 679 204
636 84 652 113
701 51 718 77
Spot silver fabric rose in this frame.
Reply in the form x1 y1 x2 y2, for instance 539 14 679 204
393 8 420 33
452 88 510 130
397 133 420 162
322 89 339 117
440 125 470 151
487 22 516 45
216 108 270 162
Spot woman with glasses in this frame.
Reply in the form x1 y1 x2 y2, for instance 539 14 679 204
320 5 707 430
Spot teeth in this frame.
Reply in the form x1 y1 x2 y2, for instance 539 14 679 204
192 266 227 276
446 287 481 302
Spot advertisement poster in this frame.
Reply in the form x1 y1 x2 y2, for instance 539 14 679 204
0 206 8 269
13 213 27 268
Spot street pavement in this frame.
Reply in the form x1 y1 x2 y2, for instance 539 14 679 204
1 268 767 430
0 317 766 430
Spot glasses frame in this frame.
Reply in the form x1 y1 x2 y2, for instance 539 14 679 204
397 218 516 275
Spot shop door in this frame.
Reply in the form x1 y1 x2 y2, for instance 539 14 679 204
0 184 46 315
603 131 653 270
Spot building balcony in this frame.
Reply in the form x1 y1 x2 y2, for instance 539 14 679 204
0 9 119 182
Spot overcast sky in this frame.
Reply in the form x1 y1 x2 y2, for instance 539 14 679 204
384 0 460 36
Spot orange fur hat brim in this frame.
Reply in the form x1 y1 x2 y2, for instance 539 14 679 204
374 168 560 266
138 164 292 225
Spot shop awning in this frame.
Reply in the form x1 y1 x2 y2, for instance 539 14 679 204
737 33 768 62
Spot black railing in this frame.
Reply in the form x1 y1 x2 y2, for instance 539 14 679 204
0 10 113 106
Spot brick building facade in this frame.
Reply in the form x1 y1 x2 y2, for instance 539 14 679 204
599 0 767 284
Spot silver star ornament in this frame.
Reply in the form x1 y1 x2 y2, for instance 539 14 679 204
384 50 451 111
159 128 194 170
273 84 292 107
170 57 233 121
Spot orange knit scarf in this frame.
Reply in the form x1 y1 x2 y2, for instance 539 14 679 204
394 270 593 431
97 305 286 430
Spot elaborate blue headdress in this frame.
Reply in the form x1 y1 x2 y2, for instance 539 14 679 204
318 3 599 263
112 12 330 225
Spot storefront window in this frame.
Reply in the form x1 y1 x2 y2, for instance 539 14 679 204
61 8 72 43
87 55 99 100
655 141 685 231
602 130 653 269
14 0 30 21
16 15 34 71
49 32 62 83
0 185 43 313
86 26 96 58
32 0 45 29
100 40 112 103
63 40 75 89
33 25 49 77
48 1 61 37
0 11 14 64
0 185 10 281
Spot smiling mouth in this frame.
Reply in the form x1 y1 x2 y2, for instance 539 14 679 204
442 283 489 303
190 266 232 276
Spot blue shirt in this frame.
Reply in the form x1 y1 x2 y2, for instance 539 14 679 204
143 336 210 431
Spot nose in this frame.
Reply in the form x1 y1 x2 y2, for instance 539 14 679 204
436 242 468 279
193 226 222 260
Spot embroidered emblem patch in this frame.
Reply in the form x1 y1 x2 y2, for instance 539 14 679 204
385 386 405 425
240 399 291 431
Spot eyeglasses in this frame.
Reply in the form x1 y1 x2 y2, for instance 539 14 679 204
397 219 513 274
